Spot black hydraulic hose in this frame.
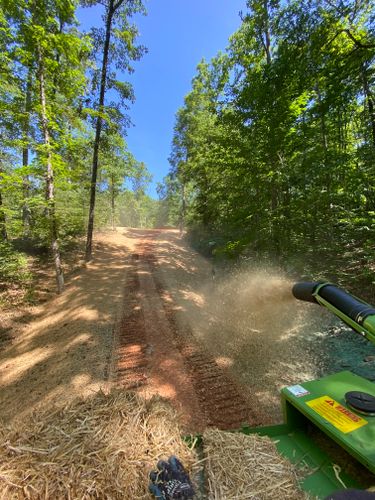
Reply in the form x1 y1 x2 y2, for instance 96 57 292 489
292 281 375 325
318 284 375 325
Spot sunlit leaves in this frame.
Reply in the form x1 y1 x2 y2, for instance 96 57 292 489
166 0 375 287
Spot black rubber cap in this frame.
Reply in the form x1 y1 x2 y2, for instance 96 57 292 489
345 391 375 415
292 282 320 303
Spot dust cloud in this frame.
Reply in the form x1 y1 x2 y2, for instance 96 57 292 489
155 231 330 422
193 266 328 422
198 267 302 352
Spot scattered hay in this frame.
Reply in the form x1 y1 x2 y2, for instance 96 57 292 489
0 390 197 499
203 428 306 500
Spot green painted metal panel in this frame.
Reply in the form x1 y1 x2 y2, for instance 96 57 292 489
282 371 375 474
364 316 375 342
187 371 375 498
241 423 360 497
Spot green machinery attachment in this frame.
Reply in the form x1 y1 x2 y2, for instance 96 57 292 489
240 282 375 498
292 281 375 344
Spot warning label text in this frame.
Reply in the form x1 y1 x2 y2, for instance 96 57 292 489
306 395 368 434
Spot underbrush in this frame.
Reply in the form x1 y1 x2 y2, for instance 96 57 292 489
0 235 85 308
0 241 32 308
0 241 31 286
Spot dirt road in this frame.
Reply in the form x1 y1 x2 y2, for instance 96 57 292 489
113 230 258 431
3 227 371 431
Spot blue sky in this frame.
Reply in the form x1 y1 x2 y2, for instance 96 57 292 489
77 0 246 198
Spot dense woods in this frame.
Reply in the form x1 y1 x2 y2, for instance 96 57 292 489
1 0 374 300
0 0 156 294
163 0 375 294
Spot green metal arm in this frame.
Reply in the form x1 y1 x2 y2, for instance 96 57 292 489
293 282 375 345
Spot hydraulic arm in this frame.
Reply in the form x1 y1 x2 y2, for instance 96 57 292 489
292 282 375 345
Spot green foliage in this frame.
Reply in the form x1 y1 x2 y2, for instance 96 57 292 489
83 0 147 134
117 190 158 228
155 174 182 227
0 241 31 284
166 0 375 293
0 0 150 292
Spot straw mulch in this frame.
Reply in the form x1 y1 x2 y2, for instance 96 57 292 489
0 390 197 499
203 428 306 500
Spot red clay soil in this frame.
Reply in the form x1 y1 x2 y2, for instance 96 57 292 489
0 227 325 428
113 230 261 432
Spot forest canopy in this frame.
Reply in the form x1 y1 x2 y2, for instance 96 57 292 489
1 0 374 298
163 0 375 295
0 0 156 293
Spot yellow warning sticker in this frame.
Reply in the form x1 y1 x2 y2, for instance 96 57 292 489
306 395 368 434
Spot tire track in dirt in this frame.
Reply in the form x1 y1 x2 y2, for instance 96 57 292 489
140 235 262 430
115 244 205 430
114 231 262 430
114 253 148 390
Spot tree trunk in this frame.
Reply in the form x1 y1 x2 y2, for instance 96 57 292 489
0 175 7 241
262 0 272 65
316 84 328 156
37 45 64 293
283 182 291 248
110 174 115 230
85 0 115 261
271 183 280 257
22 67 32 234
316 82 330 197
261 1 279 253
362 63 375 148
179 181 186 235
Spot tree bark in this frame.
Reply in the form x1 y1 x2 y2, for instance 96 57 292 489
179 181 186 235
110 174 115 230
85 0 116 261
22 67 32 233
260 0 280 252
316 82 330 195
0 172 7 241
362 63 375 148
316 84 328 156
37 44 64 293
262 0 272 65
